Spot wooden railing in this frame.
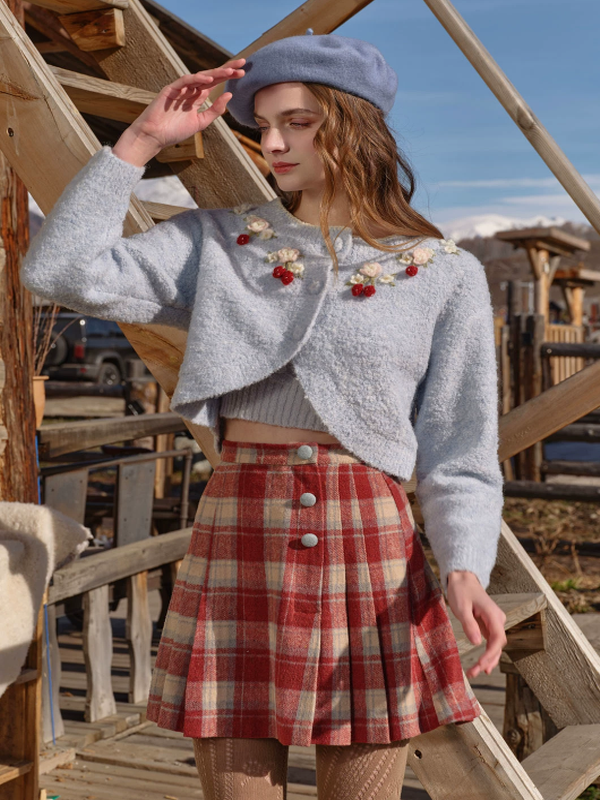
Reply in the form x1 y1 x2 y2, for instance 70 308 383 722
43 528 192 740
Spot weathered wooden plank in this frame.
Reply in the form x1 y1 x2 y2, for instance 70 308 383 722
499 360 600 461
28 0 128 12
38 412 186 458
43 770 202 800
0 762 33 788
126 572 152 704
49 527 192 603
82 587 117 723
520 724 600 800
489 520 600 728
115 462 156 547
43 469 88 523
407 710 543 800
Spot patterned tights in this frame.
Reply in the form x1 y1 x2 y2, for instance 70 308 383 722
193 736 410 799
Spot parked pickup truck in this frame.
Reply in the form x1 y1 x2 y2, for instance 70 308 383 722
41 312 147 385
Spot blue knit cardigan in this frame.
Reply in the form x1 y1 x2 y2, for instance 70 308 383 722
20 145 504 593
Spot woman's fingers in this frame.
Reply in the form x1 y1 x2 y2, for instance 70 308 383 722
167 60 246 94
197 92 232 129
465 604 507 677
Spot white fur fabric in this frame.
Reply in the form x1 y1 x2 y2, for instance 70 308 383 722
0 502 91 698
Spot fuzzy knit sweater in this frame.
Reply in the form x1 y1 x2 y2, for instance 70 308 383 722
20 145 505 593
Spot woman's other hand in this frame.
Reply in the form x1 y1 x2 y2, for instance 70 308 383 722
446 570 507 679
127 58 246 153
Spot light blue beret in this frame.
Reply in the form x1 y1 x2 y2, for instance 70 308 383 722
225 33 398 128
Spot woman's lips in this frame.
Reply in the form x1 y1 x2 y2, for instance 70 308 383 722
273 163 298 174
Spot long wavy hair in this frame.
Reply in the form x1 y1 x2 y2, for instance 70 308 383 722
273 82 445 277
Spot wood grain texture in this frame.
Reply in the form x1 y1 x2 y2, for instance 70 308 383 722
49 527 192 603
407 709 544 800
489 520 600 728
520 724 600 800
82 587 117 723
126 572 152 704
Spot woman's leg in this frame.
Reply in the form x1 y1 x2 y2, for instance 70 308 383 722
315 739 410 800
192 736 289 799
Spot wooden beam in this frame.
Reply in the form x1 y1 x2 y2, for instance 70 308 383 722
495 227 590 254
49 66 205 159
48 64 155 123
26 0 128 12
37 411 186 458
554 267 600 283
23 1 106 75
57 7 126 52
49 527 192 603
499 359 600 461
422 0 600 237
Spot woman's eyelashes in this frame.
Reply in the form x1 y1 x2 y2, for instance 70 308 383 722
256 122 311 132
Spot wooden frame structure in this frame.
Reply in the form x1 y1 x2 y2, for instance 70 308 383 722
2 0 600 798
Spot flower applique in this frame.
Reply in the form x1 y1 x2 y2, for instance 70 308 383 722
235 213 277 245
266 247 305 285
345 262 396 297
346 239 461 298
440 238 460 255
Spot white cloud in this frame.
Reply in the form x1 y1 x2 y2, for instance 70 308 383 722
434 174 600 189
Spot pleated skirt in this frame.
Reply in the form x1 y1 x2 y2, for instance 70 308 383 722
146 439 482 747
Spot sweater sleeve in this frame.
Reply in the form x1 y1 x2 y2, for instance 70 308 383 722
20 145 200 330
413 250 504 595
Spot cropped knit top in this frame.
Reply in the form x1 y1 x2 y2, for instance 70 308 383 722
219 360 329 432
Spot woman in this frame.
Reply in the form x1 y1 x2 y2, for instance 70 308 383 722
21 33 507 799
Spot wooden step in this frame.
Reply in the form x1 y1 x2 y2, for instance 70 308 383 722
0 760 33 787
448 591 547 656
520 724 600 800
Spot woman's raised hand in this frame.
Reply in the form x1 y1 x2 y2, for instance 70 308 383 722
129 59 246 151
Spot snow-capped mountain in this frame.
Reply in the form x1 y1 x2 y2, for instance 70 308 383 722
436 213 571 242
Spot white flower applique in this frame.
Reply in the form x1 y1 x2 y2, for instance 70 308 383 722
231 202 256 215
235 213 277 245
440 238 460 255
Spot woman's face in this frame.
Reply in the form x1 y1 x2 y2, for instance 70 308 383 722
253 82 326 193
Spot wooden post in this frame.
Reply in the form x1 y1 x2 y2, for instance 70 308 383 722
0 3 41 798
522 315 545 481
509 313 526 479
126 571 152 704
500 323 515 481
82 586 116 723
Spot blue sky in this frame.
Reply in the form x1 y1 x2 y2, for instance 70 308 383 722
157 0 599 230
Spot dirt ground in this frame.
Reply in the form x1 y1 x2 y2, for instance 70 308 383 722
423 496 600 614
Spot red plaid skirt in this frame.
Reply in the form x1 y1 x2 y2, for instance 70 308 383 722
147 439 482 746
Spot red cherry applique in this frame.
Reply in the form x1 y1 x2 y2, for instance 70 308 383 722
281 271 294 285
363 285 376 297
405 265 418 277
272 266 285 278
351 284 364 296
237 233 250 245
